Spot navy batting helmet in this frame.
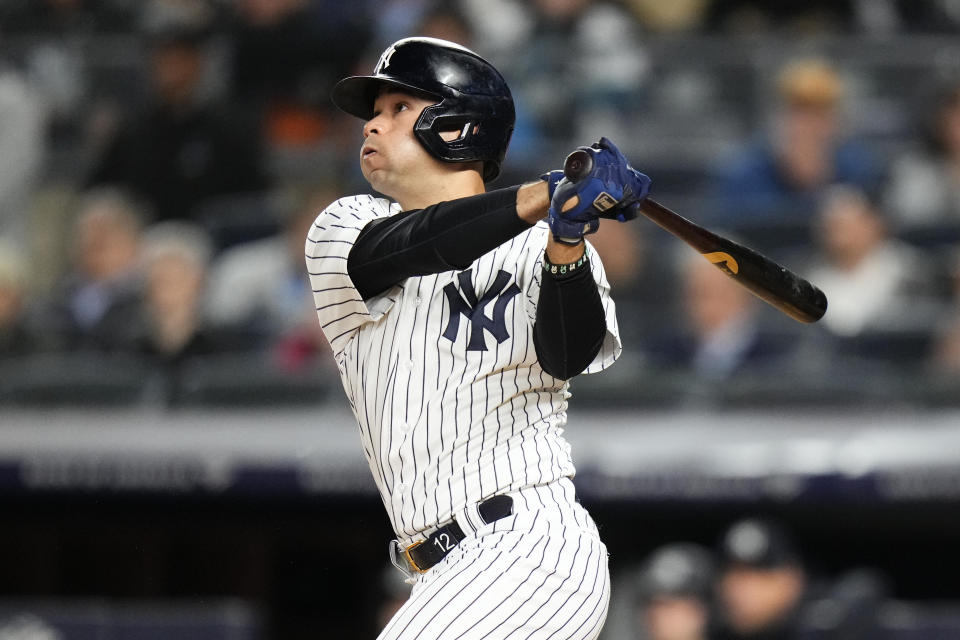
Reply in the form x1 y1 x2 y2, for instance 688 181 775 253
332 37 515 182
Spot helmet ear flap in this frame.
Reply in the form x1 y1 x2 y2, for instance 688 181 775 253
414 101 509 182
415 103 482 159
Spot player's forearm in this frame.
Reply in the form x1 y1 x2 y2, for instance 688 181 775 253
515 180 549 224
533 251 606 380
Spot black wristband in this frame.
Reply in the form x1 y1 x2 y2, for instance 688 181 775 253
542 250 590 280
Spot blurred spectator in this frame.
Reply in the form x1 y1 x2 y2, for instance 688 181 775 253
458 0 531 57
632 543 714 640
495 0 649 155
646 248 792 380
713 518 807 640
0 240 40 357
712 59 881 223
227 0 372 149
884 77 960 226
807 185 936 337
681 253 765 378
133 221 241 371
0 60 45 244
0 0 138 146
369 0 441 53
589 213 646 293
85 3 270 222
415 2 475 44
42 188 144 351
205 185 334 342
625 0 710 33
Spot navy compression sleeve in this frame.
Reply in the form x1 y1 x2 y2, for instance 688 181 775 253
534 254 607 380
348 186 529 299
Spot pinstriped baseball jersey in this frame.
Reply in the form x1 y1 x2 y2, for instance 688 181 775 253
305 193 622 541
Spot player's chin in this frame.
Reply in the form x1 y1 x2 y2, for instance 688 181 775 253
360 164 380 185
363 168 392 196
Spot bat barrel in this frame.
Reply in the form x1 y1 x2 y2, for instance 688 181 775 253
639 199 828 324
715 241 828 323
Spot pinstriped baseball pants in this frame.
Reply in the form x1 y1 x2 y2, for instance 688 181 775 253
378 480 610 640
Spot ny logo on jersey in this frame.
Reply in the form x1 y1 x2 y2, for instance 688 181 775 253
443 269 521 351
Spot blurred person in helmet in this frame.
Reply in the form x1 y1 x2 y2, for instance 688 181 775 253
634 543 715 640
713 518 807 640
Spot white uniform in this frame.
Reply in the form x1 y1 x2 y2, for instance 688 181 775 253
306 193 621 640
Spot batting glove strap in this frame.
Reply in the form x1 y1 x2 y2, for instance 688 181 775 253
547 213 598 245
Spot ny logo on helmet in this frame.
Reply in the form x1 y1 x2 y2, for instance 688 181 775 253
376 43 399 73
442 269 520 351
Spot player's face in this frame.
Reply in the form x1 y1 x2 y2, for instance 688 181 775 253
360 91 444 197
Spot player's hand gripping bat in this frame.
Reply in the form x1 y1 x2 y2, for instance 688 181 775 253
563 150 828 324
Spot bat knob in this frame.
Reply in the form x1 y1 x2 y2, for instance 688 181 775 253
563 150 593 181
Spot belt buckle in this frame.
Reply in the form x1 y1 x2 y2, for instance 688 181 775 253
403 540 429 574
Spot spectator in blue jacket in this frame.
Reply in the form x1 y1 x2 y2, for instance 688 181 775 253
712 59 881 225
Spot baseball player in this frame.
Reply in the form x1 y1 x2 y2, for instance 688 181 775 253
305 37 651 639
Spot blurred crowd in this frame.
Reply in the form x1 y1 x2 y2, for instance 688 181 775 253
607 517 902 640
3 0 960 407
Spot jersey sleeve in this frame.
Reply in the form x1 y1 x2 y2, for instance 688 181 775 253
581 240 622 374
304 195 399 355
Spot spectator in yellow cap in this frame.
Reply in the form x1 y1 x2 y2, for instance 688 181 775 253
712 58 881 224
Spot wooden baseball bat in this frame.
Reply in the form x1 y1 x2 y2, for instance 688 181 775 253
563 150 828 324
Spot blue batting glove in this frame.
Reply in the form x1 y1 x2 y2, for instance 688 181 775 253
547 137 651 244
607 198 643 223
545 168 598 244
556 138 651 217
547 190 600 244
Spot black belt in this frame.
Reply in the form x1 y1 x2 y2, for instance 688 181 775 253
403 495 514 574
